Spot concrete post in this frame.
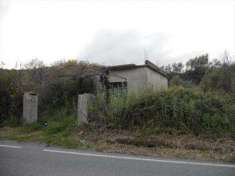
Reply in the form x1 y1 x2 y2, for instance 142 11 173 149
77 93 94 124
93 75 103 94
23 92 38 124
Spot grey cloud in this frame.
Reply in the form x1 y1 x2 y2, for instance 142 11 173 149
80 30 171 66
0 0 8 62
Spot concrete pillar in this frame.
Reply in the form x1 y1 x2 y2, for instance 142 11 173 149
77 93 95 124
93 75 103 94
23 92 38 124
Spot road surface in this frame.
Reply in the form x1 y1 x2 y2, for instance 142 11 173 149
0 140 234 176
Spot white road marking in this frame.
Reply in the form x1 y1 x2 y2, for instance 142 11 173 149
43 149 235 168
0 144 22 149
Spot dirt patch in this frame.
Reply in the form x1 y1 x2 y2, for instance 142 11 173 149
81 128 235 163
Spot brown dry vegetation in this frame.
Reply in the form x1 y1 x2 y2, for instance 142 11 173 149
1 126 234 163
79 127 235 163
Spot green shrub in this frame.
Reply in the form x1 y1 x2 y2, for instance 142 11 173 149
0 116 19 127
45 116 75 135
41 107 76 128
16 123 43 134
0 61 100 124
41 110 77 147
104 87 234 136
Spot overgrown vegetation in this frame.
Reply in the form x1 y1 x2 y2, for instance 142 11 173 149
103 87 234 136
0 107 92 149
94 52 235 137
0 53 235 139
0 59 100 124
0 55 235 162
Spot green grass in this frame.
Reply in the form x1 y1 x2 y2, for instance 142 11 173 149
0 109 93 149
100 87 235 136
1 116 235 163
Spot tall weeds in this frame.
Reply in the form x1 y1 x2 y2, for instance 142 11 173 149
99 87 234 136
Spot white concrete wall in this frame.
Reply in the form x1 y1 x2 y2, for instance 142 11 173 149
109 66 168 94
109 67 148 94
146 68 168 91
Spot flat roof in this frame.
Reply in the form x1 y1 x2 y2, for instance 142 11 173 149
108 60 168 78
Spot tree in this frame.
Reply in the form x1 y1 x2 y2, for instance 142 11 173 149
169 75 184 86
24 58 44 69
220 51 232 92
209 59 222 68
161 64 172 74
172 62 183 73
200 52 234 93
184 54 209 84
0 61 4 68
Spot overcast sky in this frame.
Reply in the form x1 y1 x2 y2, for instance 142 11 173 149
0 0 235 68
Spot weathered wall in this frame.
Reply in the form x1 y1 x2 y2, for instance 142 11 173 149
77 93 95 124
146 68 168 91
109 66 168 94
109 67 148 94
23 92 38 124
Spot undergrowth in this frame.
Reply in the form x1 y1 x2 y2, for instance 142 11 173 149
0 107 92 149
97 86 235 136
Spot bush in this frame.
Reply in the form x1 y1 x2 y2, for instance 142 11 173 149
39 108 78 147
104 87 234 136
0 60 100 124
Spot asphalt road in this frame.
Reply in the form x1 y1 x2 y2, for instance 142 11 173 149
0 140 234 176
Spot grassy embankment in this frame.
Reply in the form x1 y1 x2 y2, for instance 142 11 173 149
0 87 235 163
1 123 235 163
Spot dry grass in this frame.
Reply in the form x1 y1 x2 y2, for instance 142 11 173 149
78 128 235 163
0 126 235 163
0 126 44 142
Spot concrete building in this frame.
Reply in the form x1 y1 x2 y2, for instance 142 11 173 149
107 60 168 94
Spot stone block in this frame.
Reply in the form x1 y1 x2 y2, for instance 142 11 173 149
77 93 95 124
23 92 38 124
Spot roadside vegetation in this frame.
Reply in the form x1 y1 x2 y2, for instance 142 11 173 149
104 87 234 136
0 53 235 162
0 108 91 149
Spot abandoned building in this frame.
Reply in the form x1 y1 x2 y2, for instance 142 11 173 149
106 60 168 94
